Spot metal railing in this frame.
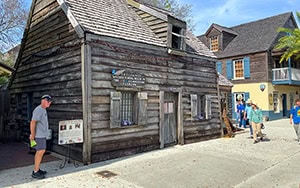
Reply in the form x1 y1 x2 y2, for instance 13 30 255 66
273 67 300 82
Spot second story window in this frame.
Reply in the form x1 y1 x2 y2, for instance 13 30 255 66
210 36 219 51
233 59 244 79
226 57 250 80
172 25 184 50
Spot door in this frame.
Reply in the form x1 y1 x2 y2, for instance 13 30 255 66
163 92 177 145
282 94 287 117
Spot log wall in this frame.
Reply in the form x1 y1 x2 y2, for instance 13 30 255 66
88 34 220 162
9 0 83 161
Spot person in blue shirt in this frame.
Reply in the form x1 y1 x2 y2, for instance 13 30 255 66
244 99 253 137
236 100 245 128
289 99 300 145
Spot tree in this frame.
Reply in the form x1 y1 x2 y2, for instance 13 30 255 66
137 0 195 31
0 0 28 53
275 12 300 63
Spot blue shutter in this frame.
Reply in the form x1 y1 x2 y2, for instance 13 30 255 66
226 60 233 80
216 62 222 73
244 57 250 78
244 92 250 102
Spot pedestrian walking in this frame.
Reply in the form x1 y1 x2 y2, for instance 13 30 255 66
236 100 245 128
289 99 300 145
249 103 263 144
244 99 253 137
30 95 53 179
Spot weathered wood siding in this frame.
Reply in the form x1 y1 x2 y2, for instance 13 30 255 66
9 0 83 160
218 52 268 84
88 34 220 162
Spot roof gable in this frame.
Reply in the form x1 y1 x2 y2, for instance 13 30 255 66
202 12 296 58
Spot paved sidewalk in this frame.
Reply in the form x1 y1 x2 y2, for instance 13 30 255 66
0 119 299 188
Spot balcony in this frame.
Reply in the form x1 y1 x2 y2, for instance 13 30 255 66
272 67 300 85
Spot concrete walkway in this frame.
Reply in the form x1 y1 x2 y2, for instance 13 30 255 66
1 119 299 188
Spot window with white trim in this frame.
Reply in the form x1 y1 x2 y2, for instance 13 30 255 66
233 59 244 79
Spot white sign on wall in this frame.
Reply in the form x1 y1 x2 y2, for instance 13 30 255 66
58 119 83 145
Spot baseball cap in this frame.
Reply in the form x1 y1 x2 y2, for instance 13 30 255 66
41 95 53 102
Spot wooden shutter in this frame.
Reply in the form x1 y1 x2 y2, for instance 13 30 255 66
110 92 121 128
191 94 198 118
244 92 250 102
137 92 148 125
216 61 222 74
205 95 212 119
244 57 250 78
226 60 233 80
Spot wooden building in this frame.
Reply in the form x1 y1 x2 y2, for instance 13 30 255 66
9 0 220 164
199 12 300 121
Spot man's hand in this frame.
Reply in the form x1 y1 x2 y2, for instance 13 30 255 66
290 120 293 124
29 134 34 141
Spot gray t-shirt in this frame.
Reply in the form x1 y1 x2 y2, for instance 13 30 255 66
31 105 49 138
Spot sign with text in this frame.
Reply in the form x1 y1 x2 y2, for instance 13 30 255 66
58 119 83 145
112 70 145 88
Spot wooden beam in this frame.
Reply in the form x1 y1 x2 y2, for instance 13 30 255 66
159 91 164 148
178 91 184 145
81 36 92 164
56 0 84 38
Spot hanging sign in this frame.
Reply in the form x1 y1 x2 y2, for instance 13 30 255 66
111 69 145 88
58 119 83 145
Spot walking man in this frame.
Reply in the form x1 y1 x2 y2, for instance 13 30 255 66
30 95 53 179
290 99 300 145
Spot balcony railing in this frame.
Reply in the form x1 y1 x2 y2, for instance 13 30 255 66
272 67 300 84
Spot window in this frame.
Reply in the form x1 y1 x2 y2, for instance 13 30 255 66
171 25 184 50
191 94 212 120
110 92 148 128
233 59 244 79
226 57 250 80
273 91 280 113
210 36 219 51
120 92 134 126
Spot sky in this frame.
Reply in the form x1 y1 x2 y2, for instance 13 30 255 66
23 0 299 36
177 0 299 35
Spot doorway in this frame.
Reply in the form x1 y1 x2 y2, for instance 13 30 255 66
282 94 287 117
163 92 178 146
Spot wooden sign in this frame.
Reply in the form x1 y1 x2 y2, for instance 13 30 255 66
111 70 145 88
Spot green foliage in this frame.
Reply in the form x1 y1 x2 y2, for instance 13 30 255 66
275 12 300 63
0 75 9 85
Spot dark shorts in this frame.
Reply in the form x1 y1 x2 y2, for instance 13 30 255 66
34 138 47 151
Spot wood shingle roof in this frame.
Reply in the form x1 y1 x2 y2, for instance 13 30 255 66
65 0 165 46
62 0 215 58
199 12 296 58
